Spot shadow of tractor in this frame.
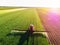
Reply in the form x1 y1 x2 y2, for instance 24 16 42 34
7 30 46 45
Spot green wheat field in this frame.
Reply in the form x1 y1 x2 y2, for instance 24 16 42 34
0 7 49 45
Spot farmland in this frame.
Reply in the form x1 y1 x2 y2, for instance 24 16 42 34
0 8 49 45
37 8 60 45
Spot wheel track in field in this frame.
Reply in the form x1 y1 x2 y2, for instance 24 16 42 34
37 9 60 45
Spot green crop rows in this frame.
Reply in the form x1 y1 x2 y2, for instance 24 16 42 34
0 8 49 45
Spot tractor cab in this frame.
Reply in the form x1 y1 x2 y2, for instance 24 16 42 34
29 24 34 34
